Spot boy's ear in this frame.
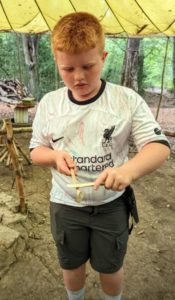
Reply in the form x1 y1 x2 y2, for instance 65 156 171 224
102 51 108 61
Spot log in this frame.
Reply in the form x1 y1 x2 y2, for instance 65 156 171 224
0 86 7 96
0 127 32 135
0 80 18 95
164 131 175 138
0 79 30 104
0 96 20 104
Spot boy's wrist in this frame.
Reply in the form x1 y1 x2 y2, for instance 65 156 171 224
116 164 138 183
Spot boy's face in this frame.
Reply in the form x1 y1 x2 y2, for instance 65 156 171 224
55 46 107 101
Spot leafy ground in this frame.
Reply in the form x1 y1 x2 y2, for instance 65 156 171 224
0 97 175 299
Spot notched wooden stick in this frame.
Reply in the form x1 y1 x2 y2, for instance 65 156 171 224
68 182 95 188
67 182 104 188
70 169 84 202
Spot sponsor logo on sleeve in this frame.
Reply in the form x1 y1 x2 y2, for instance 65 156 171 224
154 128 161 135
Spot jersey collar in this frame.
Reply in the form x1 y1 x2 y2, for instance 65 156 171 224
68 79 106 105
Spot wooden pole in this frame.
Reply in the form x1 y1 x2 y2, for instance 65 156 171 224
4 119 27 213
15 142 32 165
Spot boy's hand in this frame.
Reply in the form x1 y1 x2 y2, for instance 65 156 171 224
94 167 133 191
54 150 76 176
30 146 76 176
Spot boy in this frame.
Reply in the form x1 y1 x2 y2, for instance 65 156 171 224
30 12 170 300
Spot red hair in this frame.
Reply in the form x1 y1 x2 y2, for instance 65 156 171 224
52 12 105 55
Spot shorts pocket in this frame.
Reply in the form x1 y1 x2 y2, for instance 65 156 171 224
114 229 129 263
57 231 65 246
55 230 69 261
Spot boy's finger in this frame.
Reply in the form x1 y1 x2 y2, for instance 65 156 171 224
94 171 107 190
64 155 76 170
67 161 75 170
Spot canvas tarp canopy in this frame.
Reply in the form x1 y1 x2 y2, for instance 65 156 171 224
0 0 175 36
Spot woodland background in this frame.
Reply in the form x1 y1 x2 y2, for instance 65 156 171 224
0 34 175 102
0 34 175 300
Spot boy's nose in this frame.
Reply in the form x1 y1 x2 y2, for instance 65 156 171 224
74 69 85 81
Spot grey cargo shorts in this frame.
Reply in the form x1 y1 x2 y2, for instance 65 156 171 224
50 190 130 273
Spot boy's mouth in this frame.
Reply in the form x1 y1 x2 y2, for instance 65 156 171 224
75 83 87 87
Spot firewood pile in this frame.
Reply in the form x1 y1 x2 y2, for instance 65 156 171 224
0 79 31 105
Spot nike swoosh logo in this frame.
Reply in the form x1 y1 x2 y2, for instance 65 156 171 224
52 136 64 142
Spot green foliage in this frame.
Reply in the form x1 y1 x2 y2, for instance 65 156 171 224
102 38 127 84
103 37 173 91
141 37 173 90
0 33 174 100
37 34 61 99
0 33 19 79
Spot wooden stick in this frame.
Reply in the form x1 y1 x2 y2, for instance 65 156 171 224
68 182 95 188
6 153 11 166
16 143 32 165
0 149 8 162
70 169 76 183
0 146 7 158
13 140 19 157
68 182 105 188
70 169 84 203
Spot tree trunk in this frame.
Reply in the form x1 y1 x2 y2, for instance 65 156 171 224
121 38 142 92
22 34 40 98
173 37 175 96
138 46 144 95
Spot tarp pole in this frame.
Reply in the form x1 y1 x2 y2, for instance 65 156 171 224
156 37 169 120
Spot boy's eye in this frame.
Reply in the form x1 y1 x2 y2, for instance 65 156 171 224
62 68 74 72
83 64 94 70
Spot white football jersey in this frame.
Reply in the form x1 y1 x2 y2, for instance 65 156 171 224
30 81 169 206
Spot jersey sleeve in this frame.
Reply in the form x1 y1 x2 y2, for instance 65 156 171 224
130 93 170 151
29 95 51 150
